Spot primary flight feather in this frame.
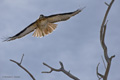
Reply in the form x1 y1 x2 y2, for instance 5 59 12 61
4 8 84 41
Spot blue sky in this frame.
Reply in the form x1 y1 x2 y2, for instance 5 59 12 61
0 0 120 80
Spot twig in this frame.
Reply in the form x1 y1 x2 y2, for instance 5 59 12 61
100 0 114 63
97 0 115 80
104 2 109 6
101 56 106 69
42 61 80 80
96 63 104 80
20 54 24 64
10 54 35 80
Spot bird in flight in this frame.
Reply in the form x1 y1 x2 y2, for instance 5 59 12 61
4 8 84 41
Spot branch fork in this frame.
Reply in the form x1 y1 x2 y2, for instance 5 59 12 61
97 0 115 80
42 61 80 80
10 54 36 80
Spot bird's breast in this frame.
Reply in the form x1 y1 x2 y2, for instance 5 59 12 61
37 19 48 29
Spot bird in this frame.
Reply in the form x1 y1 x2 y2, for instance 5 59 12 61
4 8 84 41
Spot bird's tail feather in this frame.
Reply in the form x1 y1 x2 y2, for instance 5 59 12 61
32 23 57 37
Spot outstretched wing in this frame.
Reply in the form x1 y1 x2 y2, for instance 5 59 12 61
46 9 83 23
4 21 37 41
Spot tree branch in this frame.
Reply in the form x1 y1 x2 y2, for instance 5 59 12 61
42 61 80 80
96 63 104 80
20 54 24 64
97 0 115 80
10 54 36 80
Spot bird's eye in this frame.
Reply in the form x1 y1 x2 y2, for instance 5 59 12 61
39 14 44 19
40 14 44 17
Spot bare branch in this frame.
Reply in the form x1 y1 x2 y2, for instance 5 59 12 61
96 63 104 80
100 0 115 64
42 62 61 73
110 55 115 60
42 61 80 80
104 55 115 80
104 2 109 6
100 16 109 64
20 54 24 64
101 0 114 31
10 54 35 80
98 0 115 80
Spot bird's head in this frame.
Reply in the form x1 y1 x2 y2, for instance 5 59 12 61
39 14 45 19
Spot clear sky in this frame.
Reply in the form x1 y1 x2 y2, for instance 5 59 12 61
0 0 120 80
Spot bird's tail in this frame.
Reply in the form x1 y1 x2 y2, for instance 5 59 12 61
32 23 57 37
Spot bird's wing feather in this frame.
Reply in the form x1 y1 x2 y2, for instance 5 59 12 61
4 21 37 41
46 9 83 23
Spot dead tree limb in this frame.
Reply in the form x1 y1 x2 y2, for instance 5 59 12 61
42 61 80 80
96 63 103 80
100 0 115 63
10 54 36 80
97 0 115 80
